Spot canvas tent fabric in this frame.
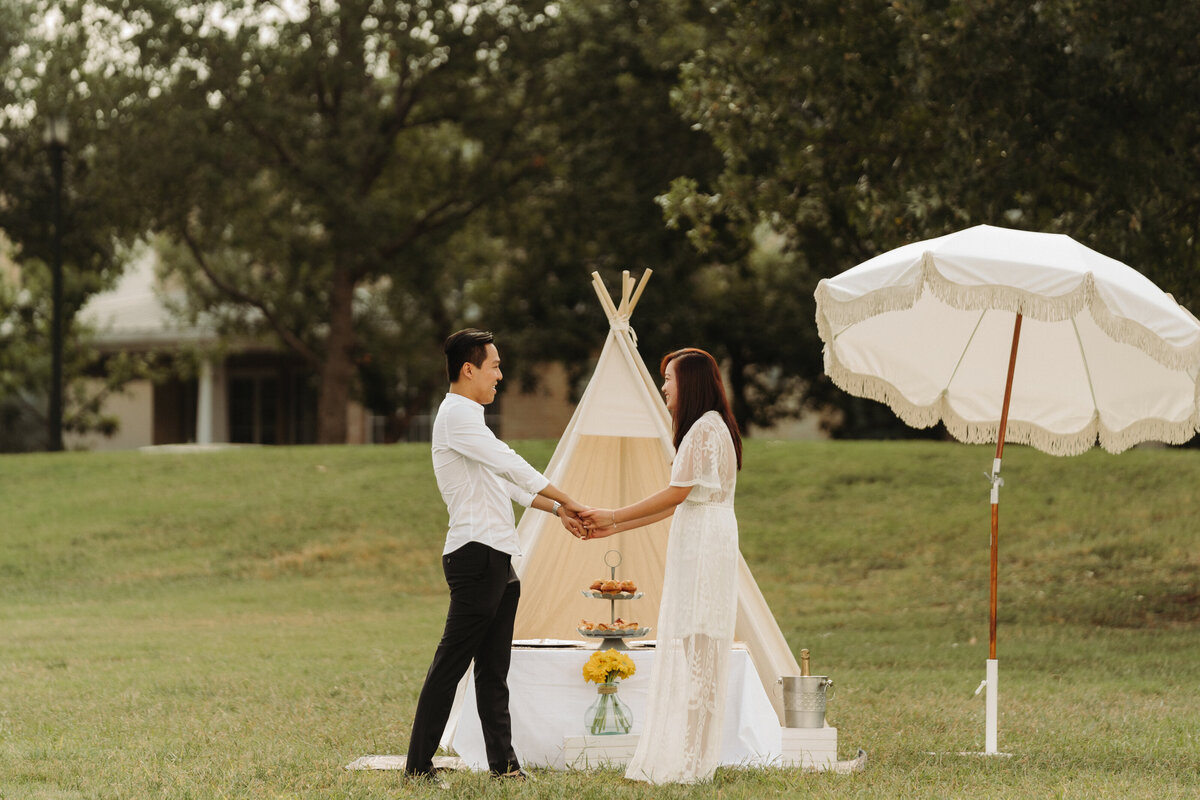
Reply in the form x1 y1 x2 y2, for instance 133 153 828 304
511 270 801 723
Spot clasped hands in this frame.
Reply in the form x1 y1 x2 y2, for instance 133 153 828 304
555 502 619 541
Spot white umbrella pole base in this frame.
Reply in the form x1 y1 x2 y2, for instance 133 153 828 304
933 659 1014 758
955 659 1012 757
985 658 999 753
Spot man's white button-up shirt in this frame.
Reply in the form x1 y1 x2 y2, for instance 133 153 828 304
432 392 550 557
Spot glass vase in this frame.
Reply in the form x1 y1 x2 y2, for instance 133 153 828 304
584 680 632 735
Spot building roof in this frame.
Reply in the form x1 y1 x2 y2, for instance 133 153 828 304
79 249 215 348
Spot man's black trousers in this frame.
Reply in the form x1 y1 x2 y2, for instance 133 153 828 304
406 542 521 776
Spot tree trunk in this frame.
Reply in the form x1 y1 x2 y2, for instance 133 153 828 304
317 266 356 444
727 351 750 435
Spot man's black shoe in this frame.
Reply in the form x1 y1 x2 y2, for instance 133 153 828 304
491 768 532 781
405 767 448 789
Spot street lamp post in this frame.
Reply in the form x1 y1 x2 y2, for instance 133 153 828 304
43 115 69 452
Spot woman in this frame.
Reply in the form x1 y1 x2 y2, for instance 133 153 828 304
580 347 742 784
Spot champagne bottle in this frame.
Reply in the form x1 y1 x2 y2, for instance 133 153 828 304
800 648 811 677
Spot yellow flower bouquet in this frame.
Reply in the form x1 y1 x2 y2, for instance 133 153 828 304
582 649 636 684
582 649 635 735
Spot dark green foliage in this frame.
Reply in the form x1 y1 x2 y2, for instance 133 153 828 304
3 0 1197 445
666 0 1200 434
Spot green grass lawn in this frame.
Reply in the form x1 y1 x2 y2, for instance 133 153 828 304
1 440 1197 799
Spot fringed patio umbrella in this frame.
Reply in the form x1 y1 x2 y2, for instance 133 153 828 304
814 224 1200 754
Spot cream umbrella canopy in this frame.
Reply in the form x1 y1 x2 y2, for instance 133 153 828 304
814 224 1200 754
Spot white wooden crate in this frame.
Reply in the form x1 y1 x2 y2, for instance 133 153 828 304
562 734 640 769
778 726 838 770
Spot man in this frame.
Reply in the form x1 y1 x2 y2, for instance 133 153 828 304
405 328 585 781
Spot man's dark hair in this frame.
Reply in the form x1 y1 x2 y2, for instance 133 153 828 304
444 328 495 382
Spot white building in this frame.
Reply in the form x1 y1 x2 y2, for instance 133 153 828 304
71 251 576 449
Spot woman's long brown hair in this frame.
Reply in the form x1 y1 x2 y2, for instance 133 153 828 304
660 348 743 470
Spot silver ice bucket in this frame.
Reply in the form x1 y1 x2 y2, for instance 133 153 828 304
779 675 833 728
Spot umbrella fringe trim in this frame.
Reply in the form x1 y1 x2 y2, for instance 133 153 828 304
1086 295 1200 373
823 348 1200 456
816 258 1200 373
926 261 1200 372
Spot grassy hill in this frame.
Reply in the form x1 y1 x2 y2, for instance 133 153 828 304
1 440 1197 799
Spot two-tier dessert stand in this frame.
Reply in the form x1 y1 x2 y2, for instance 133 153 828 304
577 550 651 650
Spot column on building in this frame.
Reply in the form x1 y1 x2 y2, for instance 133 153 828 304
195 357 229 445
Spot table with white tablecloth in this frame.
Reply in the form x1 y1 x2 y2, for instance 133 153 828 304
449 645 784 770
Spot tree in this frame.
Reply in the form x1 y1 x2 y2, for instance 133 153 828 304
924 1 1200 304
0 1 160 449
479 0 814 435
484 0 721 395
664 0 1200 435
100 0 569 443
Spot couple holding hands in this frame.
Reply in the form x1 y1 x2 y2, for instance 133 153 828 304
406 328 742 785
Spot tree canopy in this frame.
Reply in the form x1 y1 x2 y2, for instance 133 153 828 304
0 1 163 448
2 0 1197 446
664 0 1200 433
95 0 575 443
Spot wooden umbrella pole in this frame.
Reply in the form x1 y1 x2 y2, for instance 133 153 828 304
990 312 1023 659
983 312 1023 755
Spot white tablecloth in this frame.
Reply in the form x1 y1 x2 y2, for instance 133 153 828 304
451 646 783 770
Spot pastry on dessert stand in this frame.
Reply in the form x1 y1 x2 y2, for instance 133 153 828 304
576 550 650 650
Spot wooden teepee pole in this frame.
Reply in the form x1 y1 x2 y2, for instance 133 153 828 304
618 269 632 314
627 269 653 314
591 272 620 322
592 270 653 323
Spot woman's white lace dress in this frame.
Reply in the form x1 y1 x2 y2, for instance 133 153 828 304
625 410 739 784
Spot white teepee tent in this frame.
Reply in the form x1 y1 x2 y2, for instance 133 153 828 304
511 270 801 722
